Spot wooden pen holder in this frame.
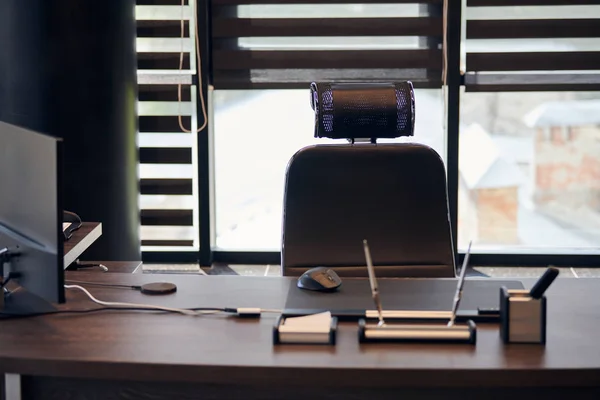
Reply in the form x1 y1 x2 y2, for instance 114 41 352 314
358 318 477 344
500 287 546 345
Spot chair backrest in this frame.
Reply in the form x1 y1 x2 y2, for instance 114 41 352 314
281 81 455 278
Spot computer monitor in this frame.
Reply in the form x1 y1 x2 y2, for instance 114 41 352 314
0 121 65 314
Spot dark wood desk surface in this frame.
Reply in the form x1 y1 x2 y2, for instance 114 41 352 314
2 273 600 399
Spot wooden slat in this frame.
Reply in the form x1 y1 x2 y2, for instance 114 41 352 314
467 52 600 72
212 80 443 90
213 68 441 89
141 209 193 226
466 82 600 92
139 116 191 132
468 19 600 39
141 239 194 246
464 73 600 92
140 179 193 195
213 49 441 70
139 85 191 101
137 53 190 70
214 0 441 4
212 17 442 37
140 147 192 164
137 20 189 38
468 0 598 6
137 0 188 5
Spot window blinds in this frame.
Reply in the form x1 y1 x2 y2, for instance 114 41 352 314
136 0 199 249
465 0 600 91
211 0 445 89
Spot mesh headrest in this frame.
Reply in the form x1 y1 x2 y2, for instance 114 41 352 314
310 82 415 140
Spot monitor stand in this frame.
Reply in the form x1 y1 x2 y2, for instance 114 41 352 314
1 287 57 316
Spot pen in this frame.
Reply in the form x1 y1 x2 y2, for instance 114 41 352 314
448 240 472 327
529 267 559 299
363 239 384 326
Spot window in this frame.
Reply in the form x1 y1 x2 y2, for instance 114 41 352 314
137 0 600 265
210 1 445 251
214 88 444 250
459 2 600 256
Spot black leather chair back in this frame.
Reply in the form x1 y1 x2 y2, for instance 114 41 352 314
282 82 455 278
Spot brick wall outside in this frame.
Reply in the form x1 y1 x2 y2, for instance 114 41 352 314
534 125 600 209
475 186 519 244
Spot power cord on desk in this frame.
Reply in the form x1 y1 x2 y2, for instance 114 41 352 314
0 281 282 319
65 285 212 316
64 280 140 290
0 305 230 320
72 260 109 272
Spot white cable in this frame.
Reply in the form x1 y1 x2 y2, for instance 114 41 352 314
178 0 208 133
259 308 283 314
65 285 205 316
65 285 283 316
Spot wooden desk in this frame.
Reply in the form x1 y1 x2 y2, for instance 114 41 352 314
63 222 102 268
1 273 600 400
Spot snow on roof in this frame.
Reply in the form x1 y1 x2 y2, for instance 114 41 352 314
459 123 523 189
492 134 533 165
524 100 600 128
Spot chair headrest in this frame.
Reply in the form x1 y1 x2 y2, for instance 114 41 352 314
310 81 415 140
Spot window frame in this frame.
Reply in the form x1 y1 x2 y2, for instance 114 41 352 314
142 0 600 268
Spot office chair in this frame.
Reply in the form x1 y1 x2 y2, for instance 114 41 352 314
281 82 455 278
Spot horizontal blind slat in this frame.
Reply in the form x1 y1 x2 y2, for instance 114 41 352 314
139 85 192 101
137 20 189 37
139 116 192 132
137 53 190 70
213 49 442 70
467 19 600 40
464 73 600 92
141 240 195 246
213 0 441 4
141 210 194 226
140 147 192 164
136 0 189 5
213 68 441 89
213 17 442 37
468 0 598 6
141 179 194 195
467 52 600 72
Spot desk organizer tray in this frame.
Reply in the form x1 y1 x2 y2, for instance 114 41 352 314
273 314 338 345
358 318 477 344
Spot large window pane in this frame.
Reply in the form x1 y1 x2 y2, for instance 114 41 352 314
459 91 600 253
214 89 445 251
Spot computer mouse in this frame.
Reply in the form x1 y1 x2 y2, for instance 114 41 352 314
297 267 342 292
